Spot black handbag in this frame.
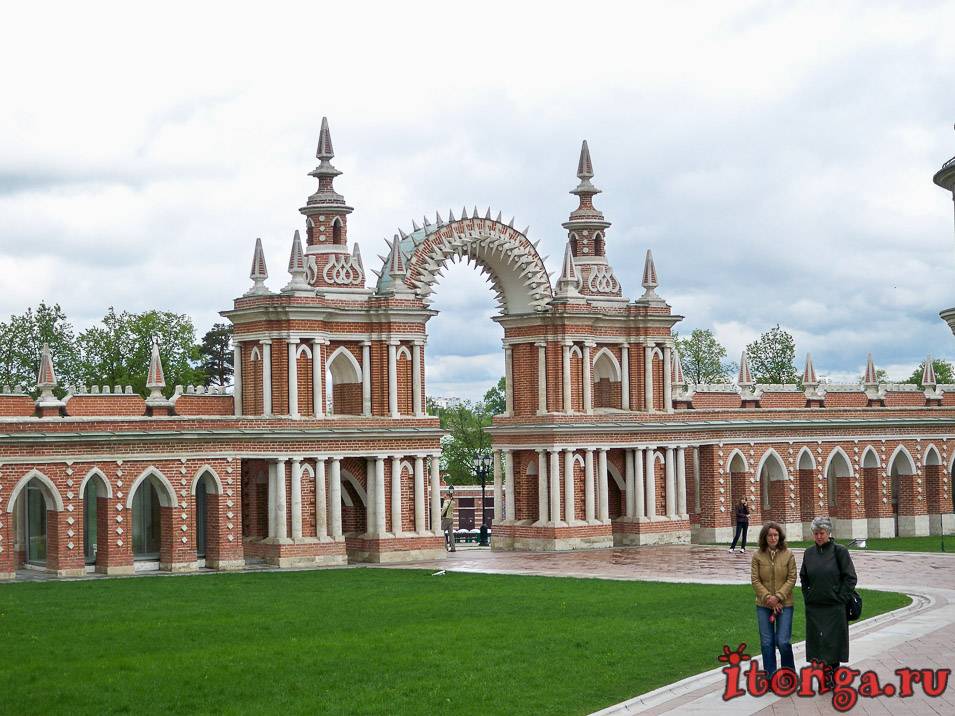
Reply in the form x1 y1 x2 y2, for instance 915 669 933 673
846 589 863 621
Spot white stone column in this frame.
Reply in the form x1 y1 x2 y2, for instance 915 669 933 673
412 341 424 416
562 341 572 413
267 460 276 538
430 455 441 534
677 446 688 516
693 447 701 513
536 449 549 524
275 458 288 540
387 341 399 418
536 342 547 415
645 448 657 518
644 344 653 412
504 345 514 416
361 341 372 416
329 458 342 539
414 457 426 534
233 341 242 417
312 340 324 418
315 458 328 540
365 458 376 535
549 449 562 525
624 449 635 518
665 447 676 517
375 456 387 535
564 448 575 523
390 456 402 536
634 448 645 519
663 345 673 413
597 449 609 522
504 450 515 522
584 448 595 522
583 341 594 414
620 342 630 411
493 450 503 522
287 338 300 418
261 339 273 416
290 457 303 539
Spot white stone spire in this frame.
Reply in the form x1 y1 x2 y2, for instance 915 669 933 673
802 352 818 387
554 240 581 298
922 355 937 389
637 249 663 304
737 350 754 388
863 353 878 388
145 340 166 400
36 344 58 400
671 349 685 387
283 230 309 292
246 238 270 296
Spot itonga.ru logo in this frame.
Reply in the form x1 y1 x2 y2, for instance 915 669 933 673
718 643 950 711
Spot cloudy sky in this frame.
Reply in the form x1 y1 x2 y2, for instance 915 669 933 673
2 1 955 400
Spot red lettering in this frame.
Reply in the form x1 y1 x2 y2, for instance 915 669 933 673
920 668 950 697
857 670 882 698
721 665 745 701
745 661 770 697
895 667 921 697
799 661 828 696
770 668 798 697
831 667 860 712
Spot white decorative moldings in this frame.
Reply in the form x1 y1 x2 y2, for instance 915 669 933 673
116 527 123 535
180 478 187 486
66 504 74 512
587 264 619 293
66 478 74 487
181 536 188 544
67 542 74 550
117 539 123 546
323 252 365 286
180 525 187 532
227 534 235 542
67 528 74 538
66 517 74 526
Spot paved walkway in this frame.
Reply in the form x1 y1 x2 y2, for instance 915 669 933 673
386 546 955 715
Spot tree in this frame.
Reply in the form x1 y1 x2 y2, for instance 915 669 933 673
904 358 955 388
77 307 204 395
433 400 492 485
0 302 79 392
198 323 235 386
674 329 734 384
745 325 798 384
482 376 506 415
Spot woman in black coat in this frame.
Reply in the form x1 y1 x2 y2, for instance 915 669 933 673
799 516 857 685
728 498 750 553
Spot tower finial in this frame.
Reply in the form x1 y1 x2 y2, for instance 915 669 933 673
245 238 271 296
863 353 878 387
802 352 818 387
554 240 582 298
316 116 334 160
922 355 937 389
145 339 166 400
577 140 594 181
636 249 664 304
283 230 309 292
737 350 754 388
671 349 685 387
36 343 58 399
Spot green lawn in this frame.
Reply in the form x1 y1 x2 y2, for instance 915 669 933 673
0 569 909 715
786 536 954 553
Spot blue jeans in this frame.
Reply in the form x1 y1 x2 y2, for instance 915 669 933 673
756 605 795 675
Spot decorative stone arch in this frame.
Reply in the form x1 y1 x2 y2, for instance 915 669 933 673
326 346 362 415
190 465 224 495
375 215 554 314
395 345 412 362
340 470 366 507
607 459 625 490
592 348 621 382
301 463 315 479
568 345 583 360
725 449 748 474
756 449 788 510
572 453 585 470
296 343 313 359
923 444 942 466
250 346 262 361
887 445 916 476
648 346 664 362
126 467 177 509
5 468 65 513
79 468 113 500
796 447 816 471
824 447 853 509
326 346 362 383
861 446 881 469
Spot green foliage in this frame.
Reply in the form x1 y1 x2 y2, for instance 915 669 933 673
482 376 506 415
903 358 954 388
745 324 798 384
0 570 910 715
432 400 492 485
76 308 204 395
674 329 733 384
0 302 79 392
198 323 235 386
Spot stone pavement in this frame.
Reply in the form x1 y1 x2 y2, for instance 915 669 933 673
385 546 955 715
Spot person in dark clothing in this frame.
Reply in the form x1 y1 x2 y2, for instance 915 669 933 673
799 516 858 688
728 498 750 553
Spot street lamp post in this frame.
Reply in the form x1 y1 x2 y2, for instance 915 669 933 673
473 453 493 546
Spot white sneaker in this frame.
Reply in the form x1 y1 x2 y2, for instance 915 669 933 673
728 548 735 553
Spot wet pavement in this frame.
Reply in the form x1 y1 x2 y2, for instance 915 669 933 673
387 546 955 715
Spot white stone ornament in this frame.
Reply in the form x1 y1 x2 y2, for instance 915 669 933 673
117 539 123 546
180 478 187 486
66 491 74 499
116 527 123 535
67 542 74 550
180 525 188 532
65 468 73 476
181 537 188 544
67 529 74 538
66 517 74 526
66 478 74 486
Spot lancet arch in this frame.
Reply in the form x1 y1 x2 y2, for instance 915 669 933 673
374 212 554 314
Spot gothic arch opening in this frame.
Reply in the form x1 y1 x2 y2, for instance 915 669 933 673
326 346 362 416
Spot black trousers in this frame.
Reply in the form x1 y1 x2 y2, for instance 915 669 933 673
730 522 748 550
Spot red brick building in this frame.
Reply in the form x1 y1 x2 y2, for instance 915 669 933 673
1 121 954 580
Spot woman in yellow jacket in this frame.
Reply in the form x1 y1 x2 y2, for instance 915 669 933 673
750 521 797 676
